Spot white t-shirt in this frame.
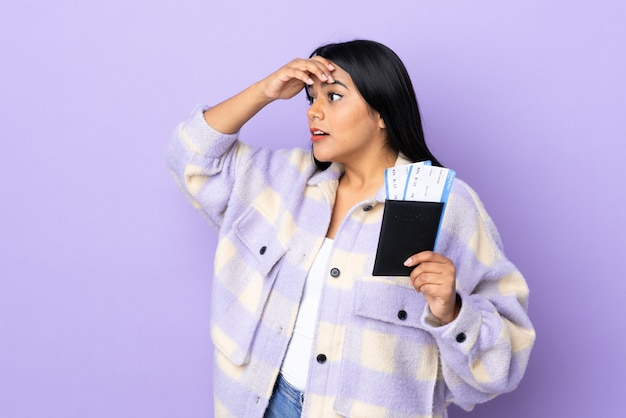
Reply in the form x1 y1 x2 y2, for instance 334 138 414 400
280 238 334 390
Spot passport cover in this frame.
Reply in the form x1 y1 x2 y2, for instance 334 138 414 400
372 200 444 276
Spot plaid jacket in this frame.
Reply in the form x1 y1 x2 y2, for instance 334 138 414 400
166 106 535 418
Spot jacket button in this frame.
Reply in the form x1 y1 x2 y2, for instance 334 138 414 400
316 354 327 364
456 333 467 343
330 267 340 278
259 246 267 255
363 205 373 212
397 310 408 321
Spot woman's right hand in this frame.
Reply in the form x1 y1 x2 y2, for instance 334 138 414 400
257 57 336 101
203 56 335 134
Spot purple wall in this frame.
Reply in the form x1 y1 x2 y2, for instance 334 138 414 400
2 1 625 417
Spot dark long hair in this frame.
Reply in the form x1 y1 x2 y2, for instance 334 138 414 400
309 40 442 169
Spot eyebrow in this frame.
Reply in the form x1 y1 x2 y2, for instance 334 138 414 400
307 79 349 96
322 79 348 89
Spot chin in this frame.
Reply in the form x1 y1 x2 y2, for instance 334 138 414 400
312 148 331 164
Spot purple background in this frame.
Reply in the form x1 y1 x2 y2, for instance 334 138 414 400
1 1 625 417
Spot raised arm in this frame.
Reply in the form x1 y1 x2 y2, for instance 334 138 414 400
167 56 336 229
203 57 336 134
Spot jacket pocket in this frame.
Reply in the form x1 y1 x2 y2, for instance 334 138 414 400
334 277 439 416
233 206 287 276
211 207 287 366
353 276 428 329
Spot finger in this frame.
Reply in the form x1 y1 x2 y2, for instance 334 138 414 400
411 270 445 288
415 282 442 296
413 275 455 301
406 261 442 280
310 56 336 72
278 67 316 86
404 251 450 267
409 261 455 290
302 57 335 83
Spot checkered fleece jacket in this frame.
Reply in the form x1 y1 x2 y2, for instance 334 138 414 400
166 106 535 417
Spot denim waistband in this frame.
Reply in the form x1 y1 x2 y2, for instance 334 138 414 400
277 374 305 406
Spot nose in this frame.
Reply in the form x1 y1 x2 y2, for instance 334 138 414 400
307 100 323 121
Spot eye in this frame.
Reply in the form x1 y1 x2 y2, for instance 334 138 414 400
307 95 316 105
328 92 342 102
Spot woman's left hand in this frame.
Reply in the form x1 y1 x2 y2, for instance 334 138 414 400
404 251 460 325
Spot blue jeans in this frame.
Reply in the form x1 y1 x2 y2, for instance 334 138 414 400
264 374 305 418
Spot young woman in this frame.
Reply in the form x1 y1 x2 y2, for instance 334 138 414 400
166 40 535 418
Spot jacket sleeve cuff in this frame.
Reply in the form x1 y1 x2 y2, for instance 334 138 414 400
420 292 482 355
179 105 239 158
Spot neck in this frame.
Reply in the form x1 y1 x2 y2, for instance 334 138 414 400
341 148 397 191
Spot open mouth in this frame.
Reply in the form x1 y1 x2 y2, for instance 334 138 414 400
310 128 329 141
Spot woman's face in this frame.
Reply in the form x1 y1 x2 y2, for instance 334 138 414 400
306 61 387 166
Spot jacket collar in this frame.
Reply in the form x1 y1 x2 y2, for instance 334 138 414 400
308 153 414 203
